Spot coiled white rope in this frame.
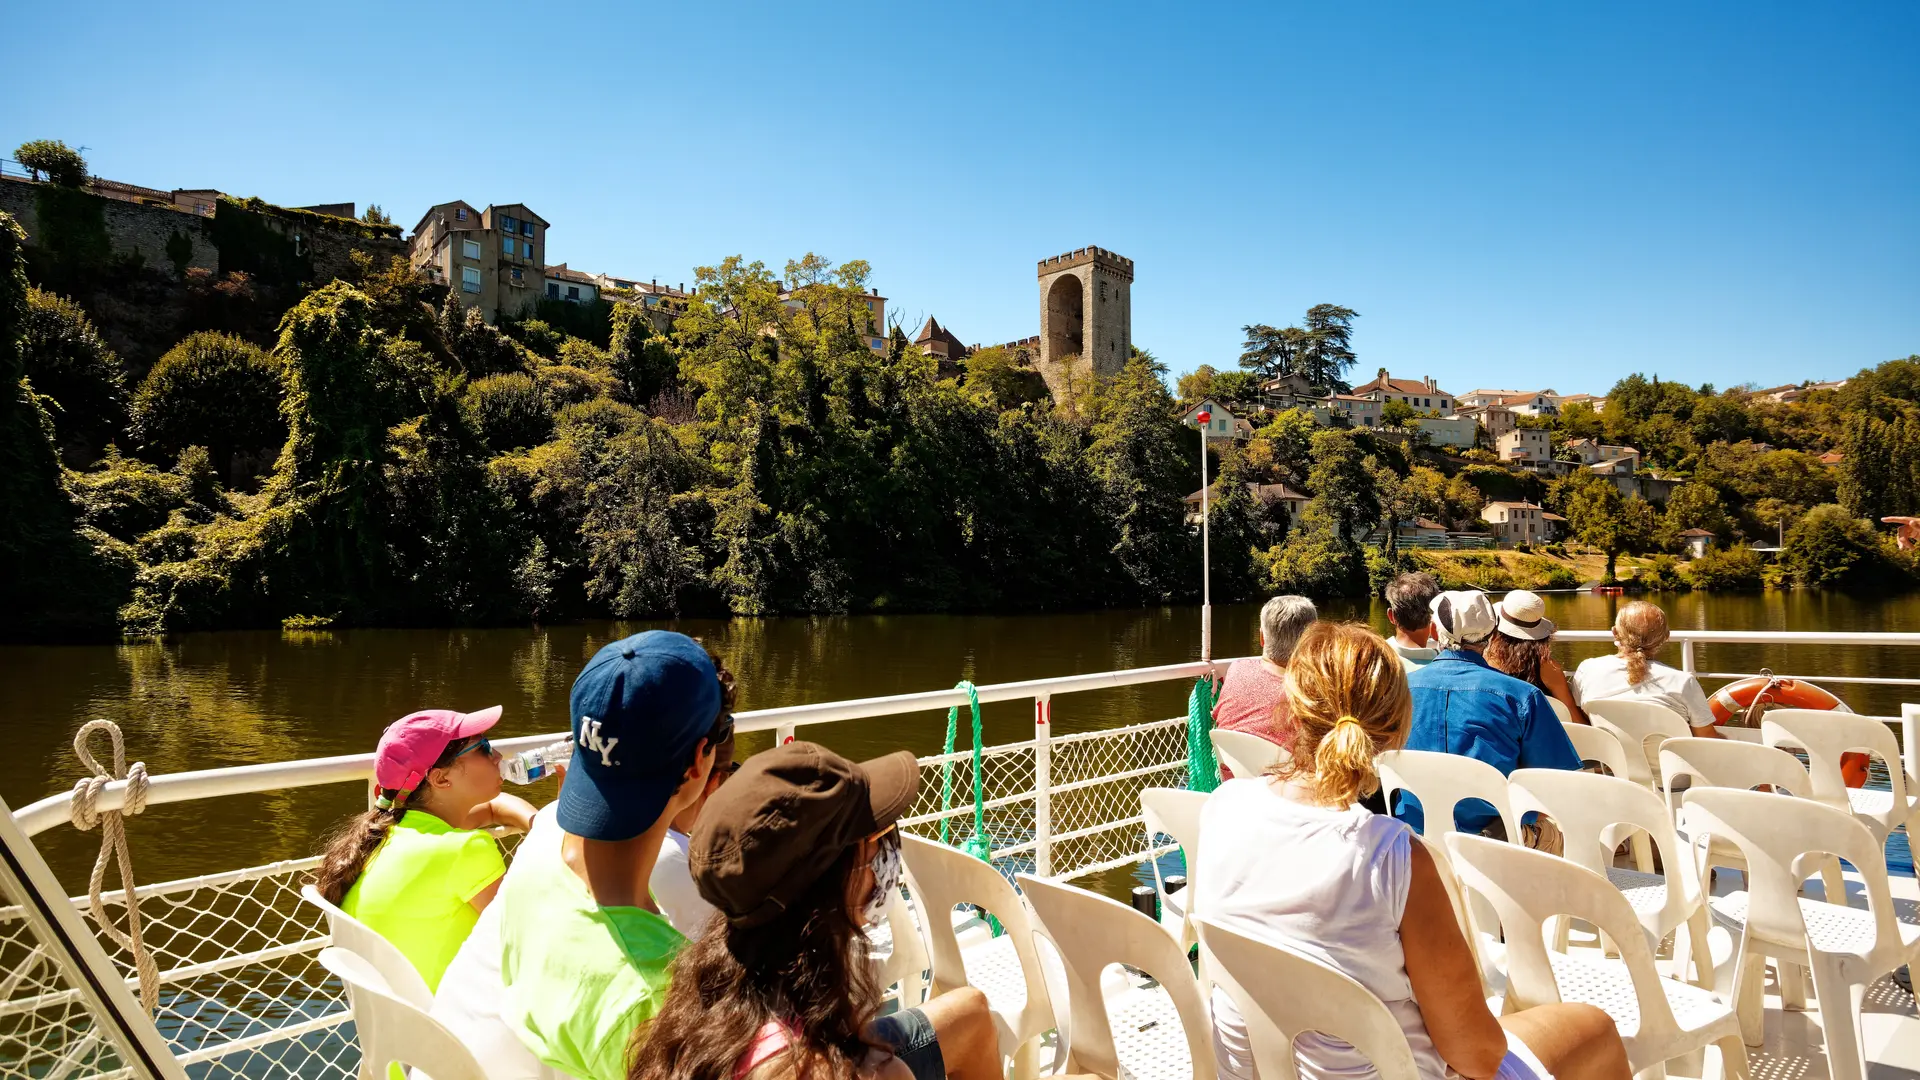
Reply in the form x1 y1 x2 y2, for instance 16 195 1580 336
69 719 159 1013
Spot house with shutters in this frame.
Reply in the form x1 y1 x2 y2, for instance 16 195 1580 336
1482 501 1548 545
1352 369 1457 417
1182 399 1245 442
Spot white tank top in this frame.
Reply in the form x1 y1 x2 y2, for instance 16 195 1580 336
1197 777 1444 1080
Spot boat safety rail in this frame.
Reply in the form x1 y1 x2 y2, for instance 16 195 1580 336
12 656 1247 839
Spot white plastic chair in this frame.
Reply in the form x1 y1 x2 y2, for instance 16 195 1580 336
1195 917 1421 1080
1761 709 1920 846
1139 787 1207 947
1376 749 1521 840
1210 729 1282 780
900 834 1061 1075
1508 768 1710 982
1585 698 1693 790
319 946 489 1080
1684 786 1920 1073
1563 720 1633 781
1658 737 1812 873
871 888 932 1009
1546 695 1575 725
1019 875 1216 1080
1443 833 1748 1080
301 884 434 1010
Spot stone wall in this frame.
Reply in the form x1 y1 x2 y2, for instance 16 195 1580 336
0 176 217 274
0 178 405 284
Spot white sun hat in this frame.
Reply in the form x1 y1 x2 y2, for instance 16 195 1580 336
1496 589 1556 641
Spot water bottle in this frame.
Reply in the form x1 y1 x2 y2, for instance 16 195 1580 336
500 740 574 785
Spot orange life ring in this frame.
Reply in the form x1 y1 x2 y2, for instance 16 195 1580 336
1709 676 1867 787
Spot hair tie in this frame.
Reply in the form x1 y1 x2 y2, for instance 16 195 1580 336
373 792 399 810
1335 715 1362 731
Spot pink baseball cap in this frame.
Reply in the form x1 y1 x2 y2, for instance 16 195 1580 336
373 707 503 793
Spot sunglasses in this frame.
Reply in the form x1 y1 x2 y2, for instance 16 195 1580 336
708 712 735 748
450 736 493 763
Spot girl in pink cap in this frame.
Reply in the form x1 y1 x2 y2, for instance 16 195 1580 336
312 707 540 992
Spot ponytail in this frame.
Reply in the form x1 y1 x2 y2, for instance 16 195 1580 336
313 806 404 904
1612 601 1670 687
1274 622 1412 807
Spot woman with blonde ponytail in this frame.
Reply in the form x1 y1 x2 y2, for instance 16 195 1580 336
1569 602 1723 737
1197 623 1629 1080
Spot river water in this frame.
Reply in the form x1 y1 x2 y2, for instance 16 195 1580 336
9 591 1920 897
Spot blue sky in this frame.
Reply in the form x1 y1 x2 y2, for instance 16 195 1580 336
6 2 1915 395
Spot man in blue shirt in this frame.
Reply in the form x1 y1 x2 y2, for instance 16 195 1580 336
1397 590 1583 842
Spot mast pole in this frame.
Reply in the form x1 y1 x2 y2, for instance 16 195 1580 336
1199 411 1213 662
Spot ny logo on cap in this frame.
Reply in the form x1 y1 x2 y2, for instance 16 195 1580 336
578 717 620 767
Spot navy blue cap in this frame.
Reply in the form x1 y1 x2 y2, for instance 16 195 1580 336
557 631 723 841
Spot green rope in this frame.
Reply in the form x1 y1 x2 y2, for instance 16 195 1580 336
1187 675 1220 793
940 680 1000 935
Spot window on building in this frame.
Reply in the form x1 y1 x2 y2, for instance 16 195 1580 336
461 239 481 260
456 207 468 222
547 282 559 298
523 240 535 258
503 237 514 255
510 267 524 286
521 220 535 237
462 266 481 293
567 286 580 300
500 215 516 233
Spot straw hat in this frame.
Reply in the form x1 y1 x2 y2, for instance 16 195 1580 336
1496 590 1555 641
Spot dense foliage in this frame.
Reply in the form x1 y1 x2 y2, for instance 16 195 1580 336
14 140 87 186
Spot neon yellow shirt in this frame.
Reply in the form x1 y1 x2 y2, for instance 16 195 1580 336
499 812 686 1080
341 810 505 992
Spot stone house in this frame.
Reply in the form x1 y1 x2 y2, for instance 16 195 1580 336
1353 370 1457 416
1482 501 1548 545
1326 394 1382 428
914 316 971 373
543 262 599 304
1680 529 1714 560
1260 372 1325 411
409 201 549 323
1457 403 1517 443
1496 428 1554 470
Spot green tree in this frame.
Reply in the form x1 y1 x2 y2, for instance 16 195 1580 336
1380 400 1417 430
1782 504 1898 589
1304 430 1379 545
20 288 126 461
361 205 392 226
1553 473 1650 582
1837 414 1894 521
1087 354 1196 600
1661 482 1733 545
1238 304 1359 391
14 140 87 186
131 332 285 480
607 301 679 407
962 345 1049 411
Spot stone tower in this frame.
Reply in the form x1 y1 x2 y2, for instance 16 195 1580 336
1036 246 1133 402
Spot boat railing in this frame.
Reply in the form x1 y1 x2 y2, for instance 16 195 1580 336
11 629 1920 1080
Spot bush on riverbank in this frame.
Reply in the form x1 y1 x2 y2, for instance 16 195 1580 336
1681 545 1765 590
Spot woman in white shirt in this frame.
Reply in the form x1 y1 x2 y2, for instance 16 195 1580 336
1197 621 1629 1080
1569 602 1722 737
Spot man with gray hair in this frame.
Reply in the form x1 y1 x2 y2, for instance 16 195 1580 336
1383 572 1442 672
1212 595 1317 771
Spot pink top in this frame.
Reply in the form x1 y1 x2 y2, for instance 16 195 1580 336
1212 659 1293 779
735 1020 797 1079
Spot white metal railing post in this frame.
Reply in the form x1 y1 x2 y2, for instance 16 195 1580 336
1033 696 1053 878
1682 639 1696 674
775 721 797 747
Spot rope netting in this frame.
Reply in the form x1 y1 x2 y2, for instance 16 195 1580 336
0 874 136 1080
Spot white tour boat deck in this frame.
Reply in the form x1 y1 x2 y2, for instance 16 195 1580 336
7 628 1920 1080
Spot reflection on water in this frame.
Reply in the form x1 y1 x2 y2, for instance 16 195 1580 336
8 592 1920 897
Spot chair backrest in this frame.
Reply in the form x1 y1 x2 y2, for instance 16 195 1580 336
1019 875 1217 1080
1140 788 1208 938
1375 749 1519 839
873 887 931 1008
319 947 489 1080
1545 696 1574 725
1211 729 1283 780
300 884 434 1010
1657 737 1810 809
1195 918 1420 1080
1561 721 1632 780
1761 709 1906 813
1442 833 1687 1048
1507 768 1700 930
1681 787 1904 966
1584 699 1692 787
899 834 1057 1050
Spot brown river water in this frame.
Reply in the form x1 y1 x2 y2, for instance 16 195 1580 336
8 591 1920 899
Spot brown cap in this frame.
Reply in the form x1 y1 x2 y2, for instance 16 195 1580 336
690 742 919 928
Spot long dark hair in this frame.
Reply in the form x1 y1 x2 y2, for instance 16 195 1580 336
311 734 481 904
1484 631 1549 689
628 845 878 1080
